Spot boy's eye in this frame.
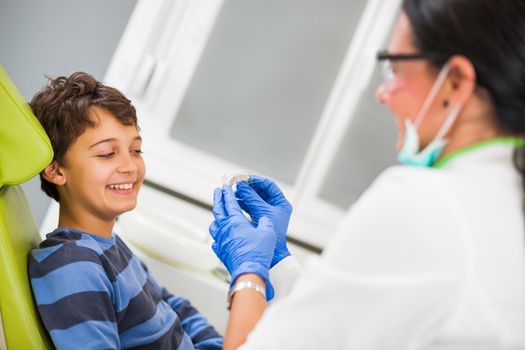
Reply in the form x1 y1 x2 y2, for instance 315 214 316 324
97 152 115 159
132 149 143 155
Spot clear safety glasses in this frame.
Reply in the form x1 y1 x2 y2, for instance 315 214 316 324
376 50 430 93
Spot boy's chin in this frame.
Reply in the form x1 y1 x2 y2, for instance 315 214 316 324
113 202 138 217
123 203 138 213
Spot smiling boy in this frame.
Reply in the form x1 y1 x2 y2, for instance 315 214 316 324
28 72 223 349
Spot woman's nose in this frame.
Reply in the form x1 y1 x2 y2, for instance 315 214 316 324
375 84 387 104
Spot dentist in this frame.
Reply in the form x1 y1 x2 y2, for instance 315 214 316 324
210 0 525 348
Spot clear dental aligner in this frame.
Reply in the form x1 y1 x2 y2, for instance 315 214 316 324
222 172 251 189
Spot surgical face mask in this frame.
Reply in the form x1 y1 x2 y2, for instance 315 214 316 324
397 64 463 167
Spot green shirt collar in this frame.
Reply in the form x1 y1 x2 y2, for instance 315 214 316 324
433 137 525 169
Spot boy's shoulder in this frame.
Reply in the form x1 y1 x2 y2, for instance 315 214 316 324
29 228 115 277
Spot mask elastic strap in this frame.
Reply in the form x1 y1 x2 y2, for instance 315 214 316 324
413 63 451 129
433 103 462 141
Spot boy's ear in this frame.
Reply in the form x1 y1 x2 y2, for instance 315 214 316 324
42 161 66 186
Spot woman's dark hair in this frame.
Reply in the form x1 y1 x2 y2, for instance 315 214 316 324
403 0 525 210
30 72 138 202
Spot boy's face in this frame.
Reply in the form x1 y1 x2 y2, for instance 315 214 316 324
57 107 145 223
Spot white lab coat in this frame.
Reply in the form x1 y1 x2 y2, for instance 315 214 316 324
243 143 525 349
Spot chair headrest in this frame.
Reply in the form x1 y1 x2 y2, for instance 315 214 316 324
0 65 53 187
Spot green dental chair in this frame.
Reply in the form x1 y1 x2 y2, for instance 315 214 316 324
0 65 54 349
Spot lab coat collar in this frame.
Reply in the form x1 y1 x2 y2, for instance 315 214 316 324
433 137 524 170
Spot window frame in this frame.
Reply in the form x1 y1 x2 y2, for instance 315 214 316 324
105 0 401 249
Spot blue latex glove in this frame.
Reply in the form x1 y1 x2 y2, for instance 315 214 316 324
209 185 276 300
235 175 292 267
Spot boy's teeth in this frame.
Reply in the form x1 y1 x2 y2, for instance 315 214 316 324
108 183 133 190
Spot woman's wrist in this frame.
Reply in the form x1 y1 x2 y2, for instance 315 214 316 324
227 274 266 310
235 273 265 285
230 262 275 300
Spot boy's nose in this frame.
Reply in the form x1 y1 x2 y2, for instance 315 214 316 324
117 154 138 174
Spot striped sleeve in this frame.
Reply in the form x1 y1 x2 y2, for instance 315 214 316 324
142 265 223 349
29 243 120 350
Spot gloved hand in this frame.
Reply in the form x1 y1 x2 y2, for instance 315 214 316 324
235 175 292 267
209 185 276 300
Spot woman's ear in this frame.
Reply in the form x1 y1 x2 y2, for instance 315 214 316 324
42 161 66 186
447 55 477 105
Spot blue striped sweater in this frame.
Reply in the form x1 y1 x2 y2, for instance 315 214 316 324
29 228 223 349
